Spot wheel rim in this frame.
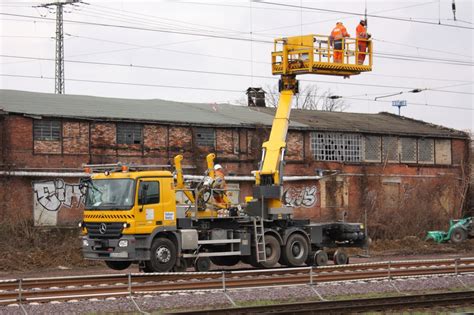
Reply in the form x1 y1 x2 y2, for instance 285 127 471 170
265 244 273 257
156 246 171 263
291 241 304 260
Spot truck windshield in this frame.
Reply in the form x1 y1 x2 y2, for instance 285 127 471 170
85 179 135 210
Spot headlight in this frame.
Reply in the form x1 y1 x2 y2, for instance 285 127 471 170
82 239 89 247
360 224 364 229
122 222 130 228
78 222 83 228
118 240 128 248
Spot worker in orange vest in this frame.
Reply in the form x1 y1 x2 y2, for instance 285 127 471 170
330 21 350 63
356 20 370 65
212 164 228 206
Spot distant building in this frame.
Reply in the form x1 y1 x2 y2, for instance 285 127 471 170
0 90 470 236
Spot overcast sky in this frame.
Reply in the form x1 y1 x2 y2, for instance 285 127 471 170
1 0 472 131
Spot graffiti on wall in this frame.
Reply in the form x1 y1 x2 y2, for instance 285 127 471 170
283 185 318 208
33 179 86 211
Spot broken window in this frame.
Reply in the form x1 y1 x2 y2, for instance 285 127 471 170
117 123 142 145
363 135 381 162
400 137 417 163
311 132 362 162
382 136 399 163
418 138 434 164
195 128 215 148
34 120 61 141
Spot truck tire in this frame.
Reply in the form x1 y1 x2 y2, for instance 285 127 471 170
281 233 309 267
249 235 281 268
333 249 349 265
105 260 132 271
145 237 177 272
450 228 468 244
210 256 240 267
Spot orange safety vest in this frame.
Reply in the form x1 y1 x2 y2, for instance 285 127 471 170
331 24 349 40
356 24 367 39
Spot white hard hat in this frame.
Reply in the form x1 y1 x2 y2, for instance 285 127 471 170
214 164 223 170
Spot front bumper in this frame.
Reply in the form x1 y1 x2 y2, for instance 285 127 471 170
82 235 148 261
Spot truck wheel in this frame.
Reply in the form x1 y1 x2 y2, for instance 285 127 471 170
249 235 281 268
450 228 468 244
259 235 281 268
194 257 211 272
313 250 328 266
210 256 240 266
333 249 349 265
281 233 309 267
105 260 132 270
145 237 177 272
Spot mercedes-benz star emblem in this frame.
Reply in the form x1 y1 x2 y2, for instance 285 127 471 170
99 223 107 235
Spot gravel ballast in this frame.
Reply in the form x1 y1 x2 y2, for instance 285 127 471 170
1 273 473 314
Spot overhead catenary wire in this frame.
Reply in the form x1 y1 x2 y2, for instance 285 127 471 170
2 12 473 68
2 32 472 84
5 33 472 86
254 1 474 30
1 54 473 96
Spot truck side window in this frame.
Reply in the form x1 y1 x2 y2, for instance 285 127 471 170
138 181 160 204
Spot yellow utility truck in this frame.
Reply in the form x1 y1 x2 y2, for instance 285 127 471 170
80 34 372 272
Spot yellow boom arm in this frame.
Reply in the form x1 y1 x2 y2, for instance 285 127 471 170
173 155 195 204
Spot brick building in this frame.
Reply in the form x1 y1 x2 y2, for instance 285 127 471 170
0 89 470 238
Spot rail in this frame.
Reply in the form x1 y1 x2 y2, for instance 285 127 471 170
1 257 473 308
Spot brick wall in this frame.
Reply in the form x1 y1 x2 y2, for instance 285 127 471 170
0 113 470 234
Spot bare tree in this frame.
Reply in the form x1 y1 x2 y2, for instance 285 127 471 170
264 84 348 112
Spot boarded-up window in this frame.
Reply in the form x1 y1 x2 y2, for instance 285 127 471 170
382 182 400 210
34 120 61 141
117 123 142 145
435 139 451 165
382 136 399 163
363 135 381 162
418 138 434 164
195 128 215 148
325 180 344 207
400 137 417 163
232 130 240 154
311 132 362 162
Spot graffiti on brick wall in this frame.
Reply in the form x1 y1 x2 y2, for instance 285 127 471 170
283 185 317 208
33 179 86 211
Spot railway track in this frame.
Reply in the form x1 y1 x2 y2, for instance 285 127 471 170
0 257 473 306
169 290 474 314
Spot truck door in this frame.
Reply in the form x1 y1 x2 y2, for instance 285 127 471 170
135 179 163 233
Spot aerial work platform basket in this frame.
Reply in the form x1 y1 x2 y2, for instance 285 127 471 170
272 34 372 77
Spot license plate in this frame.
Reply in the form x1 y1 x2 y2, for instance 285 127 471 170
110 252 128 258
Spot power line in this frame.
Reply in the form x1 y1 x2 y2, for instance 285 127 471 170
1 56 472 96
2 73 472 111
2 12 473 68
4 33 472 85
254 1 474 30
342 96 472 111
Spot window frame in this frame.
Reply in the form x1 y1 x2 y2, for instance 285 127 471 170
33 119 62 141
195 127 216 148
310 132 362 162
116 123 143 145
138 181 160 205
